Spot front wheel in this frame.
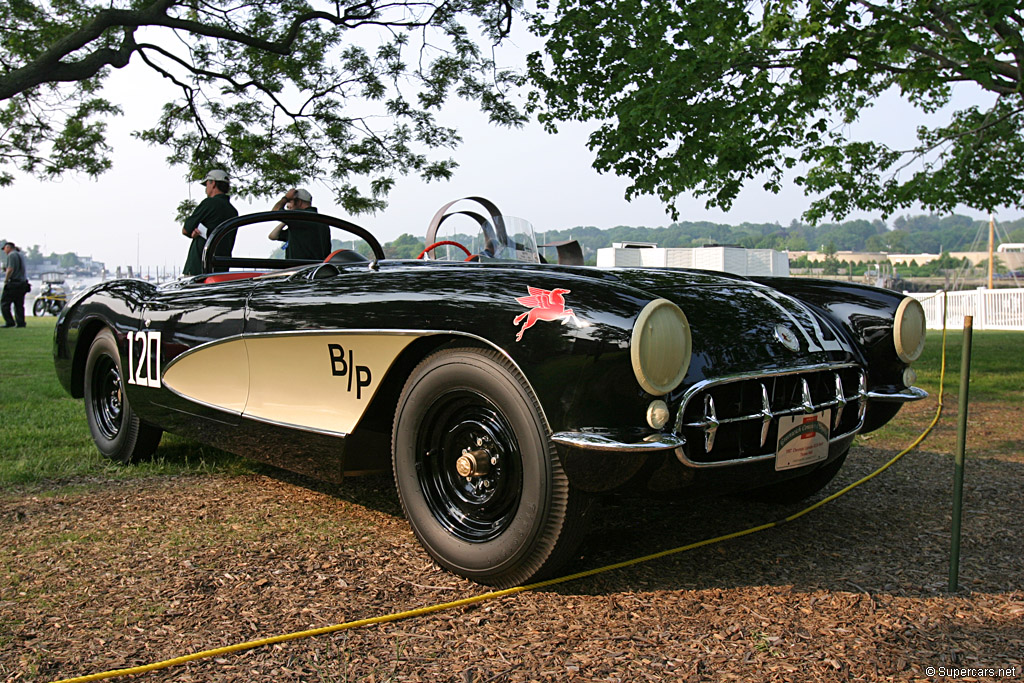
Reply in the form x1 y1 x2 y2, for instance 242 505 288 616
33 299 46 316
392 347 589 587
83 328 163 464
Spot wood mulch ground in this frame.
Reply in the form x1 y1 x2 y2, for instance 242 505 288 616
2 398 1022 682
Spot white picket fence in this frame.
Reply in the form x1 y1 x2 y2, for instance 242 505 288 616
908 288 1024 331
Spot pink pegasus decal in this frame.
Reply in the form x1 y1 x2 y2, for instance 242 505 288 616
513 286 579 341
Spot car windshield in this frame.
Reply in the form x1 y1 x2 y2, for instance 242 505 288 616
429 214 541 264
475 216 540 263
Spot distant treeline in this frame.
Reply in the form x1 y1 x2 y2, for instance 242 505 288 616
16 245 84 268
380 213 1024 260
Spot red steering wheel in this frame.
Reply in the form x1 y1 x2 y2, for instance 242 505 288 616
417 240 473 261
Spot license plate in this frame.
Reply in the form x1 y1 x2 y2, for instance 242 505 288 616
775 410 831 471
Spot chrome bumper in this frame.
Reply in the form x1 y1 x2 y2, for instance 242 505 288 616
867 386 928 402
552 385 927 456
551 431 685 453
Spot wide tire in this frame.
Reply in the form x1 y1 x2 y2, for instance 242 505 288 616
83 329 162 464
746 449 849 504
392 347 589 587
32 299 46 316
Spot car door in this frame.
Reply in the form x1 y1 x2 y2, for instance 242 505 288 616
240 264 420 478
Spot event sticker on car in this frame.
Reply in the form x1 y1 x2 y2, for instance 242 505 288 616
775 410 831 471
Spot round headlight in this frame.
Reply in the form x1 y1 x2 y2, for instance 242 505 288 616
894 297 926 363
631 299 692 396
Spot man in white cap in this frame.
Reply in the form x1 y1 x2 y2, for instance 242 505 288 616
268 188 331 260
181 169 239 276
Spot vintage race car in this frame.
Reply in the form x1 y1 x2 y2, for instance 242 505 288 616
54 198 927 587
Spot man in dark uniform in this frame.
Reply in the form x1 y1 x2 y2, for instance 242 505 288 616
182 169 239 276
1 240 29 328
268 188 331 260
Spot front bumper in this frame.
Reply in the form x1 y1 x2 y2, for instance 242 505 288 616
553 364 928 474
551 431 685 453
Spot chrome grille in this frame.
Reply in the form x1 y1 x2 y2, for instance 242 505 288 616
673 364 867 467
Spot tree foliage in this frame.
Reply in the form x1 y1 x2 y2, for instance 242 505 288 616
528 0 1024 222
0 0 525 211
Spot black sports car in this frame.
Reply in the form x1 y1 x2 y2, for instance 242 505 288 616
54 198 928 587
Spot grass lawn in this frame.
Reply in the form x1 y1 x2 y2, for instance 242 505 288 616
909 328 1024 404
0 316 250 489
863 328 1024 456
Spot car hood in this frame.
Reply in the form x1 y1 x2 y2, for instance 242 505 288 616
602 268 860 379
450 263 860 377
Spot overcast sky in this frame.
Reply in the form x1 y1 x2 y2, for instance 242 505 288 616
2 37 1020 272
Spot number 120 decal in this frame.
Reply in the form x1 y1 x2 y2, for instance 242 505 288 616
127 330 162 388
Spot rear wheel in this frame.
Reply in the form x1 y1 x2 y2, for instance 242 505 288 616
392 347 589 587
747 450 848 504
48 299 64 315
83 328 162 464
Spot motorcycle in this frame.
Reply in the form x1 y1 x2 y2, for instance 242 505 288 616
33 273 69 316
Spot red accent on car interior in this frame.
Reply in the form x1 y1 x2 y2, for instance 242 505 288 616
324 248 348 262
416 240 474 261
202 272 265 284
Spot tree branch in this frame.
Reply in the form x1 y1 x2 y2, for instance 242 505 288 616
0 0 175 99
0 0 449 103
137 42 298 117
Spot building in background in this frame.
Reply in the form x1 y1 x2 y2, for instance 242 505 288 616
597 242 790 276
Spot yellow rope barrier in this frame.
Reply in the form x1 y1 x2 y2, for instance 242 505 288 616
52 297 948 683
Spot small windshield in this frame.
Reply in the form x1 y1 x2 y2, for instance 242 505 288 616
429 213 541 264
473 216 540 263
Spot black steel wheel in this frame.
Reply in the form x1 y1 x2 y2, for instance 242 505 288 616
83 328 162 464
392 347 589 587
32 298 46 316
746 449 848 504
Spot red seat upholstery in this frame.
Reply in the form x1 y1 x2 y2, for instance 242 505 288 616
202 272 265 284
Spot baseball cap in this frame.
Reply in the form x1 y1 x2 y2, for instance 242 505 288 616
293 188 312 202
199 169 230 184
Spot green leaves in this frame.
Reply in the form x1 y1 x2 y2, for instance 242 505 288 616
530 0 1024 222
0 0 527 215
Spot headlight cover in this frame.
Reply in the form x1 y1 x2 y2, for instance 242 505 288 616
894 297 926 363
631 299 692 396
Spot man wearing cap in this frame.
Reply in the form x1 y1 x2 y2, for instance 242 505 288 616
268 188 331 260
2 240 29 328
182 169 239 276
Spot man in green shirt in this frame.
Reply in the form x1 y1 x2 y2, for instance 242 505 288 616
268 188 331 260
182 169 239 276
